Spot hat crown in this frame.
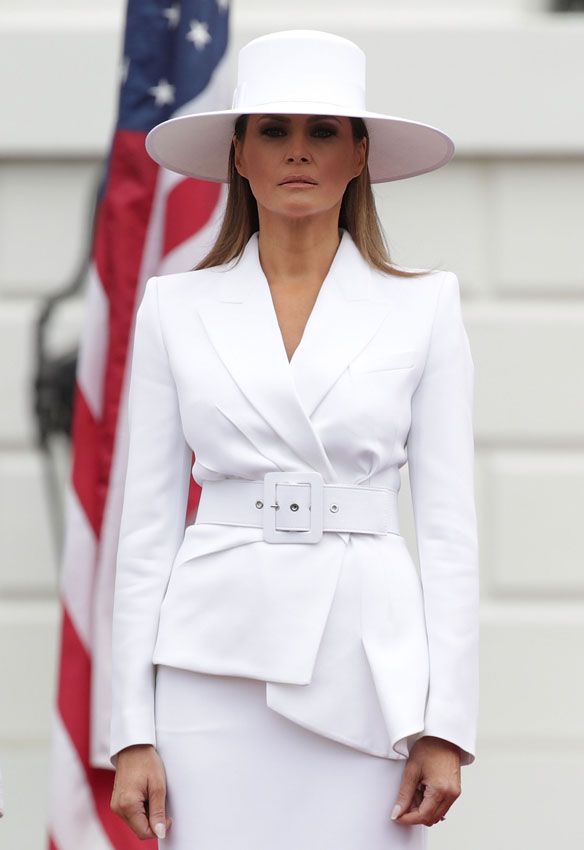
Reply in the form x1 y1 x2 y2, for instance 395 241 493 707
231 30 367 113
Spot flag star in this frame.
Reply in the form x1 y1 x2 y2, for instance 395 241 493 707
186 19 212 50
216 0 230 10
163 3 180 29
120 55 130 85
149 78 176 107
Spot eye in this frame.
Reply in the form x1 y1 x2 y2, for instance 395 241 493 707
260 125 337 138
313 126 337 138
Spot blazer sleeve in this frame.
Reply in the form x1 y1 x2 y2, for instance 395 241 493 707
405 271 480 766
109 276 192 768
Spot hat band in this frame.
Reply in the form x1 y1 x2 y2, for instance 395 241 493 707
231 75 366 112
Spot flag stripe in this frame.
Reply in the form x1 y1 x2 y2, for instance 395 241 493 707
48 712 128 850
93 132 160 299
163 178 222 256
56 607 91 763
70 390 101 538
59 486 96 651
76 264 108 420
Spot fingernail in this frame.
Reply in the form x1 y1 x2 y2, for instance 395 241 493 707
390 804 402 820
154 823 166 839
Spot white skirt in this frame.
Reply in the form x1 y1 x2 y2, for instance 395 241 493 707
154 664 427 849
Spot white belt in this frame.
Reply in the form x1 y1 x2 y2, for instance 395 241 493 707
194 471 400 544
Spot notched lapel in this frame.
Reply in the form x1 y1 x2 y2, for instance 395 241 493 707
195 229 393 482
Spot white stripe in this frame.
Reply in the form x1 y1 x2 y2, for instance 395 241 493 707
47 711 112 850
76 262 109 420
59 484 97 652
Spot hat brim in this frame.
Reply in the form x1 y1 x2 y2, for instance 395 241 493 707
145 104 455 184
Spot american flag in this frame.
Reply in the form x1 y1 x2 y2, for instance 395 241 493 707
47 2 231 847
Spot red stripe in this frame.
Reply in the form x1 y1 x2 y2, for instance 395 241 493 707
57 608 91 762
94 131 159 296
70 384 100 537
163 178 221 257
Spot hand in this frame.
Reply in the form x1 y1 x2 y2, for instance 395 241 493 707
110 744 173 840
390 736 461 826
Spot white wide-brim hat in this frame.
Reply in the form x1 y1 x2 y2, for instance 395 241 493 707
145 29 455 184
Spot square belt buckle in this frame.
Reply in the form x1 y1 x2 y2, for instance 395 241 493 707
262 471 324 543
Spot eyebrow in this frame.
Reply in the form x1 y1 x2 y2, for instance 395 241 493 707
256 114 342 124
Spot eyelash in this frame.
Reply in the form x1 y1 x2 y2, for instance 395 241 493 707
260 126 337 138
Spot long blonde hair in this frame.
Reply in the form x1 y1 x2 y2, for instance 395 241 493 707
194 114 433 279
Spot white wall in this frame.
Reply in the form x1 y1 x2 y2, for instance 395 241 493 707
1 1 583 847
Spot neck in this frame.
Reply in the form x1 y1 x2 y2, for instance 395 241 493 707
256 216 343 286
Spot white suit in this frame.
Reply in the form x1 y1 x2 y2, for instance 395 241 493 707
109 227 479 770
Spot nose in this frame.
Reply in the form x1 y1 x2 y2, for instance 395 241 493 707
285 128 312 163
286 151 311 164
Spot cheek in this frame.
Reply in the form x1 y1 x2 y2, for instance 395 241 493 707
240 143 275 185
245 156 269 184
320 151 358 187
245 167 274 203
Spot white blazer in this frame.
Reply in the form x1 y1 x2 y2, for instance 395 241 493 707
109 228 479 768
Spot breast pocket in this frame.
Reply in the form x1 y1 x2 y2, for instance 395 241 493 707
349 348 416 375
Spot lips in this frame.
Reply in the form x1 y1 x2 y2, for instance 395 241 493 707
279 176 318 185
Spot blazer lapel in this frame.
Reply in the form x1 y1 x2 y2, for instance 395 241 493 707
196 229 393 481
288 231 394 419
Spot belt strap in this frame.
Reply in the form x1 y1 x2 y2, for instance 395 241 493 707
194 472 400 544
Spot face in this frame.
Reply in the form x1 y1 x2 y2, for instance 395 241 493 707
233 114 367 222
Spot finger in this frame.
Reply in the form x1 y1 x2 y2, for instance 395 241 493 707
390 763 422 821
432 799 451 825
394 783 445 826
148 780 168 839
400 781 424 815
123 796 156 840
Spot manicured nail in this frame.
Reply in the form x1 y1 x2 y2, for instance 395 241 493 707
390 804 402 820
154 823 166 839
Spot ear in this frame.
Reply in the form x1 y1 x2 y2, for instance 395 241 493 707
233 135 246 179
353 136 368 178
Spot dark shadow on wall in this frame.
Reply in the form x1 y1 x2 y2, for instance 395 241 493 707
552 1 584 11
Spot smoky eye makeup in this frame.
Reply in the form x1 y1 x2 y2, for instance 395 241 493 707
258 121 339 137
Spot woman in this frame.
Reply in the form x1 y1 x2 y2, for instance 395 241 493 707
109 29 479 849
